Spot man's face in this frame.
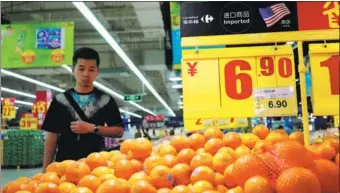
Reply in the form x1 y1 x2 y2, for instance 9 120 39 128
73 58 99 87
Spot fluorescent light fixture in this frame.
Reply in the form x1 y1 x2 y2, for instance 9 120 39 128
61 65 154 115
179 106 183 109
1 87 36 99
1 97 33 106
1 69 65 92
72 2 175 117
169 77 182 82
172 84 183 89
15 107 19 110
120 109 142 118
287 42 295 45
178 101 183 105
180 95 183 98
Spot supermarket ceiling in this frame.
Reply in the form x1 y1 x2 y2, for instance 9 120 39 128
1 2 181 117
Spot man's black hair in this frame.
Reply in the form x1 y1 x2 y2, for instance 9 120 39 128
72 47 100 68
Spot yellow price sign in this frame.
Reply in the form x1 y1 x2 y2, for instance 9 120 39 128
20 117 38 130
2 106 16 119
309 43 339 116
184 118 248 131
182 45 298 124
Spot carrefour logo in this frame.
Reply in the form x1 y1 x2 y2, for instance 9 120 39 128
201 15 214 23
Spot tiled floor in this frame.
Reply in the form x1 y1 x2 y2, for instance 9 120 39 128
1 168 42 186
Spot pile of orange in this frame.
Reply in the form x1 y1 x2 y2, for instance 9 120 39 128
2 125 339 193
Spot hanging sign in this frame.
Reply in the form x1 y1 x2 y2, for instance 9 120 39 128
1 98 16 119
32 90 52 129
309 43 339 116
20 113 38 130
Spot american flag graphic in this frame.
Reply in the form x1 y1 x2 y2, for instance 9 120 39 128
259 3 291 28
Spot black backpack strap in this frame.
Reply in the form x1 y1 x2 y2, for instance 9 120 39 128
64 92 90 122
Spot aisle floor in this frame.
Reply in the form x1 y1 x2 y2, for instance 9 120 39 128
1 168 42 186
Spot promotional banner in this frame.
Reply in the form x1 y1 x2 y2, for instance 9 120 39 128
20 113 38 130
180 2 299 37
32 90 52 129
170 2 182 68
1 98 16 119
297 2 339 30
1 22 74 69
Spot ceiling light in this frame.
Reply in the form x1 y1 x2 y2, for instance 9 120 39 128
1 69 65 92
120 109 142 118
179 106 183 109
61 65 155 115
172 84 183 89
72 2 175 117
169 77 182 82
1 97 33 106
287 42 295 45
1 87 36 99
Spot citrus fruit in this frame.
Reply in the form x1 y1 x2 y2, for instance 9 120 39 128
214 173 225 186
271 129 288 136
120 139 133 154
158 144 178 156
170 136 190 152
163 154 178 168
265 132 289 143
191 181 215 193
46 162 60 174
222 132 242 149
77 175 101 193
315 144 337 160
276 167 321 193
170 163 191 186
335 153 339 166
226 186 244 193
252 124 270 139
224 164 237 188
190 166 215 184
129 171 151 184
64 161 91 184
234 145 250 158
157 188 171 193
189 133 206 150
289 131 304 145
204 138 223 155
70 187 93 193
240 133 260 149
176 148 196 165
35 182 60 193
96 178 130 193
204 127 223 140
86 153 108 170
143 155 164 175
170 185 191 193
59 182 76 193
310 159 339 193
149 165 174 189
130 180 157 193
39 172 60 185
130 159 143 172
244 176 273 193
190 153 213 170
212 152 234 174
114 159 135 180
99 174 116 183
130 138 153 159
323 138 339 154
216 185 229 193
91 166 114 177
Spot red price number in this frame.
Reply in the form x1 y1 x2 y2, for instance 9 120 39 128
320 55 339 95
224 57 293 100
20 119 32 128
36 101 47 114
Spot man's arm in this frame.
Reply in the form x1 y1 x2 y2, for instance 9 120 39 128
43 132 57 172
70 121 123 138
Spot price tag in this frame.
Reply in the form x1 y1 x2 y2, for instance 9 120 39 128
20 116 38 130
2 98 16 119
309 43 339 116
182 45 298 123
184 118 248 131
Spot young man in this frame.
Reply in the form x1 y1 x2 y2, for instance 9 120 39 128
42 47 124 172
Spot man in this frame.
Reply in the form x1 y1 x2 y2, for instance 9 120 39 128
42 47 124 172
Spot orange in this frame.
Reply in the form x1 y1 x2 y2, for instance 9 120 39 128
91 166 114 177
56 160 77 177
190 153 213 170
323 138 339 154
86 152 108 170
189 133 206 150
226 186 244 193
315 144 337 160
244 176 273 193
202 191 220 193
216 185 229 193
15 177 31 183
234 145 250 158
177 148 196 165
114 159 135 180
18 180 38 192
120 139 133 154
35 182 60 193
46 162 60 173
11 191 31 193
217 147 236 158
143 155 164 175
64 161 91 184
196 148 206 154
191 181 215 193
158 144 178 156
130 180 157 193
204 138 223 155
214 173 225 186
170 163 191 186
336 153 339 166
109 153 127 163
252 140 273 154
96 178 130 193
276 167 321 193
32 173 43 181
150 165 174 189
289 131 304 145
271 129 288 136
190 166 215 184
240 133 260 149
70 187 93 193
130 159 143 172
170 136 190 152
129 171 151 184
170 185 191 193
39 172 61 185
252 124 270 139
130 138 153 159
204 127 223 140
224 164 237 188
77 175 101 193
59 182 76 193
99 174 116 183
4 181 22 193
222 132 242 149
265 132 289 143
163 154 178 168
212 152 234 174
311 159 339 193
157 188 171 193
78 158 86 163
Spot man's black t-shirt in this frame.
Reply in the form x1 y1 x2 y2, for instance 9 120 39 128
41 88 122 161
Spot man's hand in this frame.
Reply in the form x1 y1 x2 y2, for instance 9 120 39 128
70 121 94 134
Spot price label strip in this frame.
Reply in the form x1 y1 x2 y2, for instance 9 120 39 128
254 86 296 117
